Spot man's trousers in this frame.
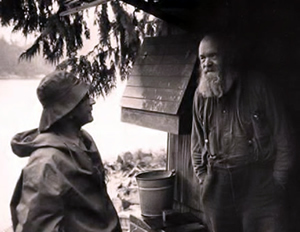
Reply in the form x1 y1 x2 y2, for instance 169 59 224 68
200 163 287 232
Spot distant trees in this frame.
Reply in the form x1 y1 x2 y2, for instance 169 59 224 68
0 0 163 95
0 38 52 78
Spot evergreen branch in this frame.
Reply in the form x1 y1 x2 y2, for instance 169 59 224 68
0 0 162 95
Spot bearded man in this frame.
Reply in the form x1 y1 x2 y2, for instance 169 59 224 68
191 34 294 232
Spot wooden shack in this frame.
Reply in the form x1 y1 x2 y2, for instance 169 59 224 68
120 33 202 216
62 0 300 230
118 0 300 231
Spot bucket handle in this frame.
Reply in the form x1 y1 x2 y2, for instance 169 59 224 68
169 169 176 177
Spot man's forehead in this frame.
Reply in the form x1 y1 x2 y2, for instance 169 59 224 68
199 36 219 54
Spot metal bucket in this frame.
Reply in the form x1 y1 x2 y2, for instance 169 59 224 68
136 170 175 218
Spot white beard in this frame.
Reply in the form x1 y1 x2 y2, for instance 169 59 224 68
198 71 223 98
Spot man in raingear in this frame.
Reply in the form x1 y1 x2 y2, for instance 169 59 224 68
10 70 121 232
191 34 295 232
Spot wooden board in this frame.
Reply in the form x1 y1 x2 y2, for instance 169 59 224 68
134 54 197 66
127 76 189 90
168 134 202 213
130 64 195 77
122 86 183 102
121 98 179 114
120 34 199 132
121 108 180 134
141 34 200 46
137 43 198 56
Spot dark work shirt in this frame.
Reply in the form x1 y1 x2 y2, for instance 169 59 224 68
191 71 293 187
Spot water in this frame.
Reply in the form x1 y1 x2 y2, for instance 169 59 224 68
0 79 167 230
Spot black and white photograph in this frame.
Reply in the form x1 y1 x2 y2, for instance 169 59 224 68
0 0 300 232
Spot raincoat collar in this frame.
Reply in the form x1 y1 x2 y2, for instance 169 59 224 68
11 128 98 158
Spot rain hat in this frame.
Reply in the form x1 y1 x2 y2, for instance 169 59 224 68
37 70 90 132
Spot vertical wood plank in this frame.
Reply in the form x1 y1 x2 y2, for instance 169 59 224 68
167 133 202 214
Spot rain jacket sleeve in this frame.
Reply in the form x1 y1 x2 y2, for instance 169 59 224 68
191 90 208 182
15 148 69 232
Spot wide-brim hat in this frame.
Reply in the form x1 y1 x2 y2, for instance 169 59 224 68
37 70 90 132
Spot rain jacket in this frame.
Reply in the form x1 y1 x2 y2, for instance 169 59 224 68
10 128 121 232
191 72 294 188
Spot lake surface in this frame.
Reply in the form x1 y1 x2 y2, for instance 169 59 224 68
0 79 167 230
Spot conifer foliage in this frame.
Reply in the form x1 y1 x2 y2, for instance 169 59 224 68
0 0 162 96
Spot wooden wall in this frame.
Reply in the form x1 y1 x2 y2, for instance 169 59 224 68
121 35 197 115
167 133 204 219
121 34 199 134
